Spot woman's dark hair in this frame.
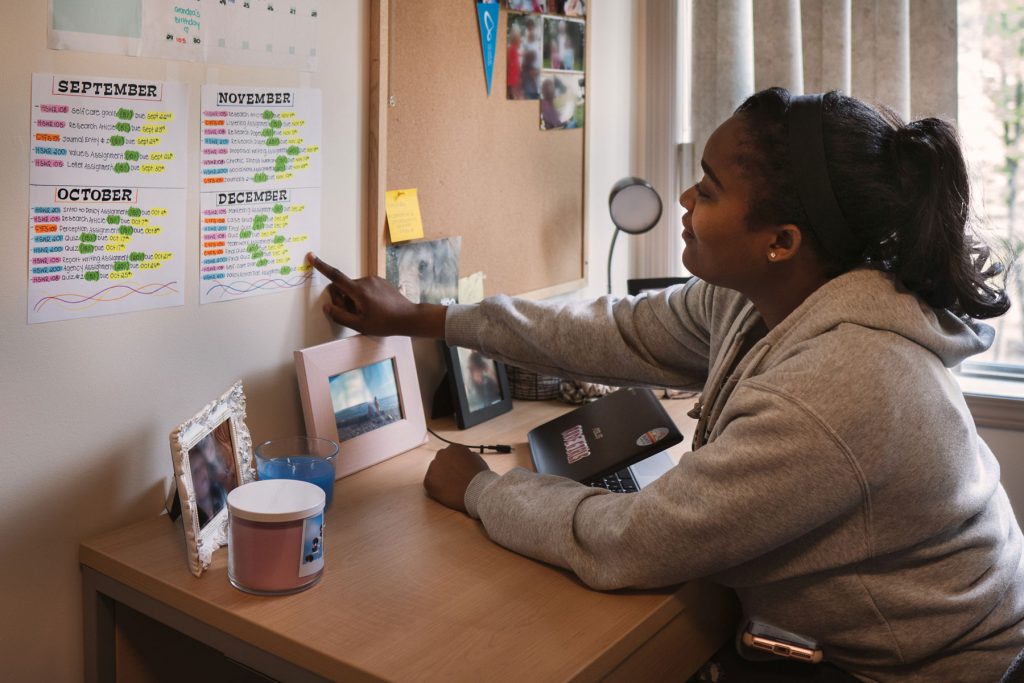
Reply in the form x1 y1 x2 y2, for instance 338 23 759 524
734 87 1009 320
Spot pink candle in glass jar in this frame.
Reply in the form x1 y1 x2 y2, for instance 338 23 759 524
228 479 326 595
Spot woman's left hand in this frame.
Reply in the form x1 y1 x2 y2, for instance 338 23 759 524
424 444 490 513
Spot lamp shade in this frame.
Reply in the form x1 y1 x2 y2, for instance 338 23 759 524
606 177 663 295
608 177 662 234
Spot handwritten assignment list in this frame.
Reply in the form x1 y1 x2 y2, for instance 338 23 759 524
28 74 187 323
199 86 323 304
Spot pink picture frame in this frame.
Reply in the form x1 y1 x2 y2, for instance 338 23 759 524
294 335 426 479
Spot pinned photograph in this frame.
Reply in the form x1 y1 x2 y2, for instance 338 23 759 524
543 17 585 71
385 237 461 305
506 0 547 11
329 358 404 441
551 0 586 17
507 13 543 100
539 71 585 131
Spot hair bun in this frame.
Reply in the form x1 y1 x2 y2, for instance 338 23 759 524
890 119 948 193
889 116 972 242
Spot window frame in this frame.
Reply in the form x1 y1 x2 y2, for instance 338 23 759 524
958 367 1024 430
954 2 1024 429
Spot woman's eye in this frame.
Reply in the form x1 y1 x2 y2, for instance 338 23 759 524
695 181 709 199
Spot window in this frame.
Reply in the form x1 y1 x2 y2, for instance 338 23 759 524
958 1 1024 385
664 1 1024 422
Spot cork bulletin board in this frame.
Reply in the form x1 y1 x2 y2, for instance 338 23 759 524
368 0 589 299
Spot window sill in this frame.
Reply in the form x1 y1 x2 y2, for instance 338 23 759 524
958 375 1024 431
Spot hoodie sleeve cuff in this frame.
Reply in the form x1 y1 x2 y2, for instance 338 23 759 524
464 470 501 519
444 303 482 349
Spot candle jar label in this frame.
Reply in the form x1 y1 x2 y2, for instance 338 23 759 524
299 512 325 577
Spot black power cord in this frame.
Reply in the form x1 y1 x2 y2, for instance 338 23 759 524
427 427 512 454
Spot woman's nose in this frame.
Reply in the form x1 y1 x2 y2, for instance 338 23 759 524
679 185 695 210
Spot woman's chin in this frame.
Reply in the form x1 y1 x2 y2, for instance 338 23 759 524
681 249 696 275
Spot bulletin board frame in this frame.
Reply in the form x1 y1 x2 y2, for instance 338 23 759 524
368 0 591 300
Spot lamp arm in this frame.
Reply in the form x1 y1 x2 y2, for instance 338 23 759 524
607 227 621 296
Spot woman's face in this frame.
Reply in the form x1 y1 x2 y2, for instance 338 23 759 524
679 114 775 292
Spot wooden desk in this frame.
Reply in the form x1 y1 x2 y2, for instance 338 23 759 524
81 399 739 682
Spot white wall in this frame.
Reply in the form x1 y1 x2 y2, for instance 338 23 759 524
0 3 365 680
581 0 640 300
524 0 638 303
0 2 639 680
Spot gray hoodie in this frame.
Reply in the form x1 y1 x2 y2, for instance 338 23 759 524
445 269 1024 682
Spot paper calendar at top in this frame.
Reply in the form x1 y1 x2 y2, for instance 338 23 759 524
49 0 320 72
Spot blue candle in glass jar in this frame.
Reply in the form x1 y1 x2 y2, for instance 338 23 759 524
254 437 339 508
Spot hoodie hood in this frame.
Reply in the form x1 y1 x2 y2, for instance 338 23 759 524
762 268 994 369
676 268 995 452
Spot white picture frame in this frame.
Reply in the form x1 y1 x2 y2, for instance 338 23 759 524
169 381 256 577
295 336 427 479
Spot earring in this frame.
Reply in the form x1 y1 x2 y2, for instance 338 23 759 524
768 251 777 261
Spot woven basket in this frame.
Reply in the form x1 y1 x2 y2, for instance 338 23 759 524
507 365 562 400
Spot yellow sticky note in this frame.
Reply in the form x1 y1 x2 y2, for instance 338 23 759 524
385 189 425 242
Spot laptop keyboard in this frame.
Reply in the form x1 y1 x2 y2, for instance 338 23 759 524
587 467 639 493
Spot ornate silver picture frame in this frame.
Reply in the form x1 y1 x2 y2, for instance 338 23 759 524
169 381 256 577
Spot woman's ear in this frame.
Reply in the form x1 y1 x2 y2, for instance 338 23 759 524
767 224 803 262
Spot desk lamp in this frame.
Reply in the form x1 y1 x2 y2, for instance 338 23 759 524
607 177 663 294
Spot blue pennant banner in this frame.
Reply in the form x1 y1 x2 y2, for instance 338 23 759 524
477 2 499 96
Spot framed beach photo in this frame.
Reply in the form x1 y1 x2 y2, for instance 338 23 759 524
169 381 256 577
441 344 513 429
295 336 427 479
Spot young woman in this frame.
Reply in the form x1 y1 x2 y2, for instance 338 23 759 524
308 88 1024 681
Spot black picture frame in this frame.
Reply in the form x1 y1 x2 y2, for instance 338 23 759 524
441 343 513 429
626 276 691 296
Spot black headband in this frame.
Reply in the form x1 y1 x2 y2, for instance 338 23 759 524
787 94 861 258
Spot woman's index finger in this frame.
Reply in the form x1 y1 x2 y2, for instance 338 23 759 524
307 253 355 288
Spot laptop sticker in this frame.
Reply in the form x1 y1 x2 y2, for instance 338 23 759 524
562 424 591 464
636 427 670 447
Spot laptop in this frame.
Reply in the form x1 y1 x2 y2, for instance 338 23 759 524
527 387 683 492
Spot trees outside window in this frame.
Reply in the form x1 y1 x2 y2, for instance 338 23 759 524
960 0 1024 373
